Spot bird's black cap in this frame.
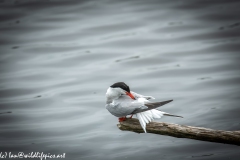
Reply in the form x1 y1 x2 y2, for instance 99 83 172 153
110 82 130 93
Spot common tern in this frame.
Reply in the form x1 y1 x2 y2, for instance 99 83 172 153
106 82 182 133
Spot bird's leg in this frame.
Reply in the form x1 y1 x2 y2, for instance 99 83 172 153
118 117 127 122
129 114 133 119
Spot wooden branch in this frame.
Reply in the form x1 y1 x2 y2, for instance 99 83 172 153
117 118 240 146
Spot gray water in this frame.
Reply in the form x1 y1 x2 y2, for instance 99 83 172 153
0 0 240 159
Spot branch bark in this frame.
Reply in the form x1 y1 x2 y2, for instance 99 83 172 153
117 118 240 146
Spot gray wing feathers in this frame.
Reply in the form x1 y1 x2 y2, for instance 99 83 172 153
131 100 173 114
131 91 155 100
106 102 147 117
130 91 143 99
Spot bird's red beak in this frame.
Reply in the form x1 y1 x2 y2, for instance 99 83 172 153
126 92 135 100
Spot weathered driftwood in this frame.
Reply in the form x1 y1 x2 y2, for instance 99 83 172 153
117 118 240 146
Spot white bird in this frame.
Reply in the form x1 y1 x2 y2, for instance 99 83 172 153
105 82 182 133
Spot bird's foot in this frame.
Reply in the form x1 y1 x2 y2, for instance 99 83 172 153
118 117 127 122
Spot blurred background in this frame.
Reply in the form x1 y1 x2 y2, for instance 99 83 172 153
0 0 240 159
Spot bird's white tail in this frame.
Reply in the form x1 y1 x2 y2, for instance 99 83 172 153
136 109 164 133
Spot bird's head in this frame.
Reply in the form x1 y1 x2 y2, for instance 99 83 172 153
106 82 135 100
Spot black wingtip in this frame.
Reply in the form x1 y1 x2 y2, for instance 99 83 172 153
144 99 173 109
161 99 173 106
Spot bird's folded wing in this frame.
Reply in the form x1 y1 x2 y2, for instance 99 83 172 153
131 91 155 100
131 99 173 114
106 101 147 117
130 91 143 99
